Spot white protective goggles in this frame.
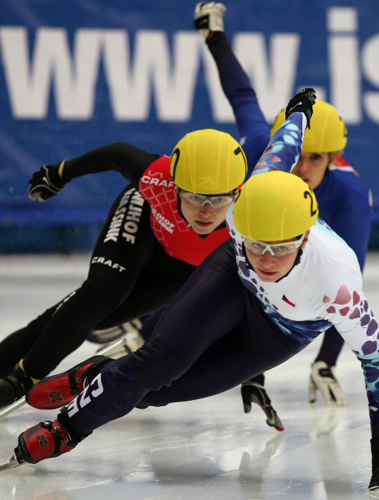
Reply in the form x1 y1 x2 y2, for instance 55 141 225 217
179 190 238 209
244 233 306 257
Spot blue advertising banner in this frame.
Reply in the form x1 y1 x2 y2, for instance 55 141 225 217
1 0 378 237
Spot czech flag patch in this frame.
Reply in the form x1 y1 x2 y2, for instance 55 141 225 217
282 295 296 307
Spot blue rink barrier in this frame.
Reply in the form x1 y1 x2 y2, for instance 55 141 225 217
1 206 379 254
0 206 108 253
1 0 379 252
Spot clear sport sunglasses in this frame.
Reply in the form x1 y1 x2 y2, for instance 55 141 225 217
244 233 306 257
179 189 238 209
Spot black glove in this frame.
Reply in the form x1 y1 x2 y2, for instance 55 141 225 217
369 437 379 492
28 163 67 202
285 87 316 129
241 374 284 432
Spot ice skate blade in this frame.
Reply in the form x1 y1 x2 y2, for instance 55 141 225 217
0 397 26 419
0 455 22 472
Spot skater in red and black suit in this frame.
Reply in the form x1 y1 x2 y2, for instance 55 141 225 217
0 128 267 407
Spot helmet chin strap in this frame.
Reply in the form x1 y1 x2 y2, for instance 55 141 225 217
176 194 187 224
274 248 303 283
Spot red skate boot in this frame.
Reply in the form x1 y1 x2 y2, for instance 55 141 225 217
26 355 111 410
15 418 79 464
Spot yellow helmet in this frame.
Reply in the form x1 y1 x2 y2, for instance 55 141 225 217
170 129 247 194
234 171 318 241
271 100 347 153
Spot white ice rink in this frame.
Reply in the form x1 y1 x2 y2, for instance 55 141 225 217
1 253 379 500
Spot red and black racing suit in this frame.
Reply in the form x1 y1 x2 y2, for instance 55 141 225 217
0 143 236 379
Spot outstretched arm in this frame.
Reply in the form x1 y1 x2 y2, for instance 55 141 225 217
252 88 315 177
313 266 379 492
28 143 160 202
195 3 270 172
207 34 270 172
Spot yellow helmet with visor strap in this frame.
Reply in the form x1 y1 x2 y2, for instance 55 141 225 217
170 129 248 194
233 171 319 241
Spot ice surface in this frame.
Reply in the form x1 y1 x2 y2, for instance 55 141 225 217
0 253 378 499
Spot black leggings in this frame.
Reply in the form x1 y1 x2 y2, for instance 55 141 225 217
0 187 194 379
